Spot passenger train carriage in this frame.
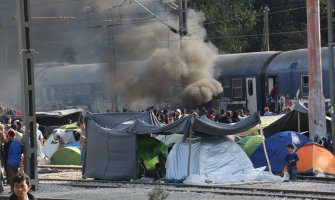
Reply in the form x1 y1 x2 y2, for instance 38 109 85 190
215 48 332 114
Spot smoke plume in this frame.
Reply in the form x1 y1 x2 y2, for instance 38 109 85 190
109 2 223 109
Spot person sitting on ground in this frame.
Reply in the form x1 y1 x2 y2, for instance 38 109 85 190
285 144 299 182
10 173 37 200
263 106 274 116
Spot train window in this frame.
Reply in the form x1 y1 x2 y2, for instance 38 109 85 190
75 85 82 95
83 85 92 103
232 78 242 98
64 86 73 104
222 77 231 88
301 75 309 97
248 80 253 96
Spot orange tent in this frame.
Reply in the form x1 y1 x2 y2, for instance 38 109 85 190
293 144 335 175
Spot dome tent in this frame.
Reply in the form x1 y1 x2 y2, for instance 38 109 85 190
237 135 264 157
250 131 310 173
166 136 281 184
51 146 80 165
137 136 166 171
294 144 335 175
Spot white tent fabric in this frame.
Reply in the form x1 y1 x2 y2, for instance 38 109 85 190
166 136 282 184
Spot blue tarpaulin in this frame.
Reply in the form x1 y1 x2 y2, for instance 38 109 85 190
250 131 310 173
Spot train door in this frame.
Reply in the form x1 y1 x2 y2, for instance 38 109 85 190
246 77 257 113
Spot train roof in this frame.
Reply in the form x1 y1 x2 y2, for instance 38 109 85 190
35 63 109 86
265 47 330 74
214 51 281 76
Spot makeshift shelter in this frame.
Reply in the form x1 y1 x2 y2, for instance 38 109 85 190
293 144 335 175
263 101 331 138
83 112 261 180
237 114 285 136
51 146 80 165
36 109 83 127
166 136 282 184
237 135 264 157
42 124 80 159
250 131 310 173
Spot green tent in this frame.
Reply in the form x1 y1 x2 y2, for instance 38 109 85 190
237 135 264 157
51 146 81 165
58 123 79 132
137 136 166 171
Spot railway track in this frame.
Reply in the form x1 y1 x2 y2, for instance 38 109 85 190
39 178 335 199
297 175 335 183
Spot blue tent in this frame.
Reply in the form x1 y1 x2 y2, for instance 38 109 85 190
250 131 310 173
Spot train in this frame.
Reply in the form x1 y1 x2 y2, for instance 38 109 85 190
214 47 333 114
22 47 333 114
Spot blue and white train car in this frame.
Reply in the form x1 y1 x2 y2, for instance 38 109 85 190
215 47 333 114
264 48 331 111
214 51 280 114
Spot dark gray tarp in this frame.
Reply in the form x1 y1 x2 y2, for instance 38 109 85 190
149 113 261 137
192 113 261 137
84 111 162 180
87 111 162 129
36 109 83 126
0 108 83 126
263 100 331 138
84 119 138 180
83 111 261 180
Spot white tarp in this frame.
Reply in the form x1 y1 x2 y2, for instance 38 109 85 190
166 136 282 184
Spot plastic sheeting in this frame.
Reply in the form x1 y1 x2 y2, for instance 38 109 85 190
166 136 282 184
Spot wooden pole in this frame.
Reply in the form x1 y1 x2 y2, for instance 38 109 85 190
260 126 272 174
187 117 194 176
298 112 301 133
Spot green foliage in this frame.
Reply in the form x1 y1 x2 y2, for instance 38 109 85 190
188 0 330 53
147 185 169 200
188 0 258 53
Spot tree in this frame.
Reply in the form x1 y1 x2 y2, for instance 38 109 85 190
189 0 329 53
252 0 328 51
188 0 258 53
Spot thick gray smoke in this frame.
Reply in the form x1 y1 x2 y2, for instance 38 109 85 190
108 1 223 109
0 0 223 110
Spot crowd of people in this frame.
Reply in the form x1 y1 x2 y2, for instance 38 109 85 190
0 116 45 195
153 107 251 124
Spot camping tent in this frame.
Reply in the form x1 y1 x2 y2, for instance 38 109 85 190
293 144 335 175
51 146 81 165
166 136 281 184
83 111 261 180
237 135 264 157
138 136 166 171
250 131 310 173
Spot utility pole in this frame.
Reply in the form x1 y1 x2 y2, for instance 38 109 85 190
16 0 38 190
327 0 335 153
107 24 118 112
262 4 270 51
178 0 188 37
306 0 327 140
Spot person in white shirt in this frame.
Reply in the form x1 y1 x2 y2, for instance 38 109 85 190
36 123 44 157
